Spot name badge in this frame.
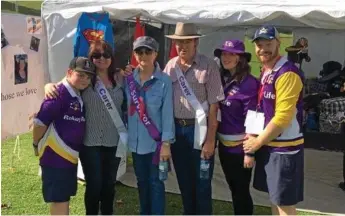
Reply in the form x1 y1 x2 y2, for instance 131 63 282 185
245 110 265 135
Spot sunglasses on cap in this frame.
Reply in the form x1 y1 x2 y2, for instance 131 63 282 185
91 52 111 59
134 48 154 56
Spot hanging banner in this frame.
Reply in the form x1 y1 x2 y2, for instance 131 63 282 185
1 13 48 140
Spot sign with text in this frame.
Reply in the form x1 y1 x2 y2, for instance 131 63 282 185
1 13 48 140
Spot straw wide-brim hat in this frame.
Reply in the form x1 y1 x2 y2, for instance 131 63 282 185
165 22 204 39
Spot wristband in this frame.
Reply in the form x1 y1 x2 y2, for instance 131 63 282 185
245 153 255 157
33 143 38 148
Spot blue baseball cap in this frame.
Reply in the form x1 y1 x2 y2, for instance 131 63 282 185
252 25 280 42
133 36 159 52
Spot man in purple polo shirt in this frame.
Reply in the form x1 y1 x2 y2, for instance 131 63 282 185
33 57 95 215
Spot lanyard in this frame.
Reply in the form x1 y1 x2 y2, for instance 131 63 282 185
257 84 264 107
257 56 283 109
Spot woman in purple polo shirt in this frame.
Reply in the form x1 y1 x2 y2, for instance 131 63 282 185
214 39 260 215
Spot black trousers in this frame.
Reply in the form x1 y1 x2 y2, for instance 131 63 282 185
80 146 120 215
218 143 253 215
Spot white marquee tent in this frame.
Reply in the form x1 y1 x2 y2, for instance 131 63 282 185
42 0 345 81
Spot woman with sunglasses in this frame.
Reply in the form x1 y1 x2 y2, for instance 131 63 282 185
214 39 259 215
125 36 174 215
43 40 123 215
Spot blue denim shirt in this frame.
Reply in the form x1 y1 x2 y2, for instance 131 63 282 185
125 65 175 154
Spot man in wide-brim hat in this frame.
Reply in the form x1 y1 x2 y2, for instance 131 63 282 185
163 22 225 215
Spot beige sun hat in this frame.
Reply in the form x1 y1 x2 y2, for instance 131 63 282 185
165 22 204 39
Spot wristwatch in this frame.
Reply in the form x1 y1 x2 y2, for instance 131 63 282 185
33 142 38 148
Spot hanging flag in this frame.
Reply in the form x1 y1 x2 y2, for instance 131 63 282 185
130 16 145 67
169 40 178 59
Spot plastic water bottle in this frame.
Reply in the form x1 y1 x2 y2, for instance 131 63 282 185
159 160 168 181
200 159 210 180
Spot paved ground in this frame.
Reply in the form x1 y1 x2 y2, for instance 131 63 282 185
119 149 345 214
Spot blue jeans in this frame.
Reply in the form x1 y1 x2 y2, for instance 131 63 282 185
79 146 120 215
171 124 215 215
132 152 165 215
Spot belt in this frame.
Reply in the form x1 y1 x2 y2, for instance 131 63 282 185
175 118 195 127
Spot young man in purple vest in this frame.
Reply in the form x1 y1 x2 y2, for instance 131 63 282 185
33 57 95 215
243 25 304 215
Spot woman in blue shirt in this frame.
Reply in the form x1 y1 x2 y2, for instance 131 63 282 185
214 39 259 215
125 36 175 215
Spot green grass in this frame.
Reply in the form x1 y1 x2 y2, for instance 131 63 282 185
1 133 318 215
1 1 42 15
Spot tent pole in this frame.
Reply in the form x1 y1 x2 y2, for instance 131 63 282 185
126 17 162 25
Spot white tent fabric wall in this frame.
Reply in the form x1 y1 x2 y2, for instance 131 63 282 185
42 0 345 80
198 27 246 59
42 0 345 29
44 14 80 82
293 29 345 77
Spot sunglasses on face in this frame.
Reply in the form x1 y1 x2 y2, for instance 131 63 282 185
91 52 111 59
134 49 154 56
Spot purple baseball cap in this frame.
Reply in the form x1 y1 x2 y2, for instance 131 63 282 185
214 39 251 62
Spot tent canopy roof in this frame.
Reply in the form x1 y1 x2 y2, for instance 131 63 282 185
42 0 345 29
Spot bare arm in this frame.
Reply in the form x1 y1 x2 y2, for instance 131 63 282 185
205 103 219 143
201 102 219 159
33 124 48 144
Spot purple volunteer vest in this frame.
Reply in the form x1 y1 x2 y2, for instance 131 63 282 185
38 84 86 168
259 58 304 150
218 74 259 135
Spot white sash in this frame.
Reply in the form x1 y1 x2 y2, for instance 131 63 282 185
217 133 246 141
38 124 79 164
95 77 128 158
175 63 208 150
